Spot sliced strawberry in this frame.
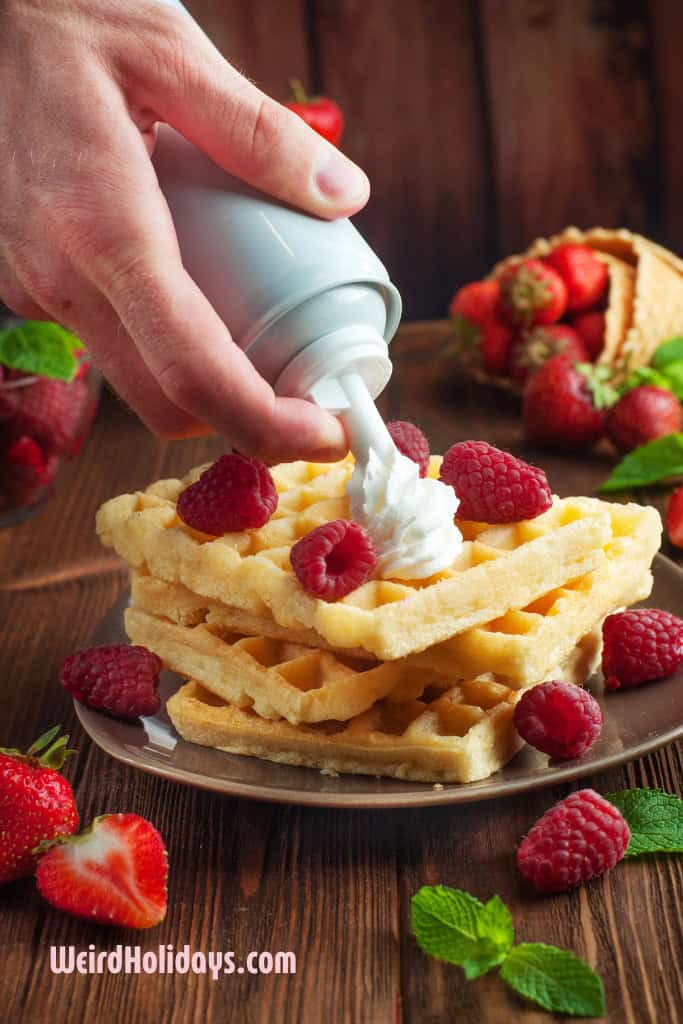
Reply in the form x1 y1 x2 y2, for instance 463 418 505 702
667 485 683 549
36 813 168 929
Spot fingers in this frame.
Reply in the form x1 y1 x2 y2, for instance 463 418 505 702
62 116 347 461
118 8 369 219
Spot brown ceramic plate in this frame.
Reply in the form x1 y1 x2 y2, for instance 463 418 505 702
75 554 683 808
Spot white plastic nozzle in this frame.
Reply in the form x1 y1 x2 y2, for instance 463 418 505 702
336 372 396 465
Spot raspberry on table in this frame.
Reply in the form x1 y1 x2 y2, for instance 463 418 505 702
60 645 163 720
602 608 683 691
177 453 278 535
291 519 376 600
439 440 553 522
517 788 630 893
386 420 430 477
514 680 602 759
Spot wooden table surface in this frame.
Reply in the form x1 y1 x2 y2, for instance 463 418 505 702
2 321 682 1024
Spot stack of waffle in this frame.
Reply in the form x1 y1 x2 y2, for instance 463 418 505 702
96 456 661 784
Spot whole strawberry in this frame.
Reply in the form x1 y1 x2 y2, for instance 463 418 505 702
0 726 78 884
498 259 567 328
523 355 614 450
667 485 683 548
60 645 162 720
606 385 682 453
570 310 605 360
517 789 630 893
602 608 683 690
544 243 608 313
449 279 513 376
509 324 589 385
284 79 343 146
36 813 168 928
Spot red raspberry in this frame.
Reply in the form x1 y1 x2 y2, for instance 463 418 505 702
387 420 430 477
9 376 88 456
60 645 162 720
602 608 683 690
291 519 376 600
439 440 552 523
177 453 278 535
3 435 58 507
514 681 602 759
517 789 630 893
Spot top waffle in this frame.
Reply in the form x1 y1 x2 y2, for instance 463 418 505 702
96 455 632 660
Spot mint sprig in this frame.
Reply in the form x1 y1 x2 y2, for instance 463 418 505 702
411 886 604 1017
606 789 683 857
0 321 83 381
620 336 683 399
500 943 605 1017
599 433 683 492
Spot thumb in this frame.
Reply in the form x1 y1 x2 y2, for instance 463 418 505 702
125 6 370 219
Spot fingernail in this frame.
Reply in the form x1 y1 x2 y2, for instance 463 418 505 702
315 149 369 203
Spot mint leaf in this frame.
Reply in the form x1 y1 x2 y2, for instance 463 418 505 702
618 365 674 396
500 943 605 1017
411 886 512 979
661 360 683 400
606 789 683 857
599 433 683 492
0 321 83 381
652 337 683 371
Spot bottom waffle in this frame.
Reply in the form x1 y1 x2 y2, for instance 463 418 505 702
166 631 602 784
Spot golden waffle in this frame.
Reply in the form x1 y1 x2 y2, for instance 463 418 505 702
97 456 616 660
166 651 594 784
128 498 659 689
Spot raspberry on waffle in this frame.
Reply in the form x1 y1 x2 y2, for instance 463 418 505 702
97 456 620 661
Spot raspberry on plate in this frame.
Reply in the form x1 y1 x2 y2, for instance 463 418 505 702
514 680 602 759
291 519 376 600
602 608 683 690
517 788 630 893
60 645 163 720
439 440 552 523
387 420 430 477
177 453 278 535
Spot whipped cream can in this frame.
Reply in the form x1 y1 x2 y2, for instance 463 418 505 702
153 127 401 412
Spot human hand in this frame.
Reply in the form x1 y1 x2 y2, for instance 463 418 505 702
0 0 370 461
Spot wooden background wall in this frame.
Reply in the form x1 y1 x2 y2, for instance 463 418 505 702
184 0 682 321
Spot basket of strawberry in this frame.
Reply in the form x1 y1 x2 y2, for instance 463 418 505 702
0 318 100 525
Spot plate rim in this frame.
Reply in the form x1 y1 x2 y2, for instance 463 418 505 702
75 552 683 809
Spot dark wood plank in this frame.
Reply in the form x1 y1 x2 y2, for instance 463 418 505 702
649 0 683 255
314 0 492 319
479 0 659 256
2 322 683 1023
183 0 311 100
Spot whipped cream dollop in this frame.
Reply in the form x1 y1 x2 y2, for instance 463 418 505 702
347 446 463 580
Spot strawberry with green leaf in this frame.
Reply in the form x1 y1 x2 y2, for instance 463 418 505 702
0 726 78 884
448 279 513 376
523 355 617 450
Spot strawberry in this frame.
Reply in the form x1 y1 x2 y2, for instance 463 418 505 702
667 485 683 548
606 385 682 453
8 376 88 457
497 259 567 328
449 279 513 376
570 310 606 361
523 355 616 450
544 244 609 313
36 813 168 929
284 79 344 146
509 324 589 385
0 726 78 884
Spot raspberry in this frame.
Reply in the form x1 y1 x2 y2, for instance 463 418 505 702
3 435 58 507
177 453 278 535
602 608 683 691
60 645 162 720
517 789 630 893
291 519 376 600
386 420 430 477
9 376 88 456
439 440 552 523
514 681 602 759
